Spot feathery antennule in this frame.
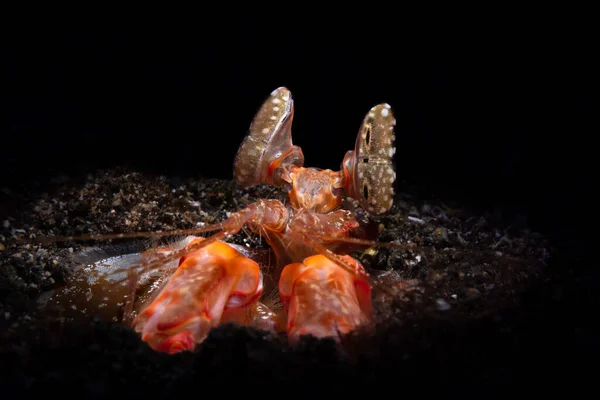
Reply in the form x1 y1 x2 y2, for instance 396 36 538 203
297 229 415 298
298 232 370 281
308 231 415 250
36 223 229 245
103 203 273 285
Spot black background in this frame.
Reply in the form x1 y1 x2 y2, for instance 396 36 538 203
3 27 596 244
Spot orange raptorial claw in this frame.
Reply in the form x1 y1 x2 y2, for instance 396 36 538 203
154 330 195 354
278 254 372 343
133 237 263 353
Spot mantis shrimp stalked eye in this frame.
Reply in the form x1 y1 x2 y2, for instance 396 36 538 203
342 103 397 215
233 87 305 188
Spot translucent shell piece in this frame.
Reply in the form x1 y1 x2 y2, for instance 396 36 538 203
342 103 397 215
233 87 304 188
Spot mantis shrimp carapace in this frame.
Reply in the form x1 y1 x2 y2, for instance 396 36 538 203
41 87 399 354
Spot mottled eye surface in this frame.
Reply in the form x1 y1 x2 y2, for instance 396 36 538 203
348 103 397 215
233 87 298 187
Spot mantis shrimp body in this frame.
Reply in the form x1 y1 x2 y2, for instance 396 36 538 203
43 87 397 354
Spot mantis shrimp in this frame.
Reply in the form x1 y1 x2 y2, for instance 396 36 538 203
41 87 398 354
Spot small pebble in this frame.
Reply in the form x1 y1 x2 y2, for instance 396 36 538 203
436 298 451 311
408 216 425 224
434 227 448 240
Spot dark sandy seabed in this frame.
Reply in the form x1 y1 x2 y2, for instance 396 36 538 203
0 167 576 397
